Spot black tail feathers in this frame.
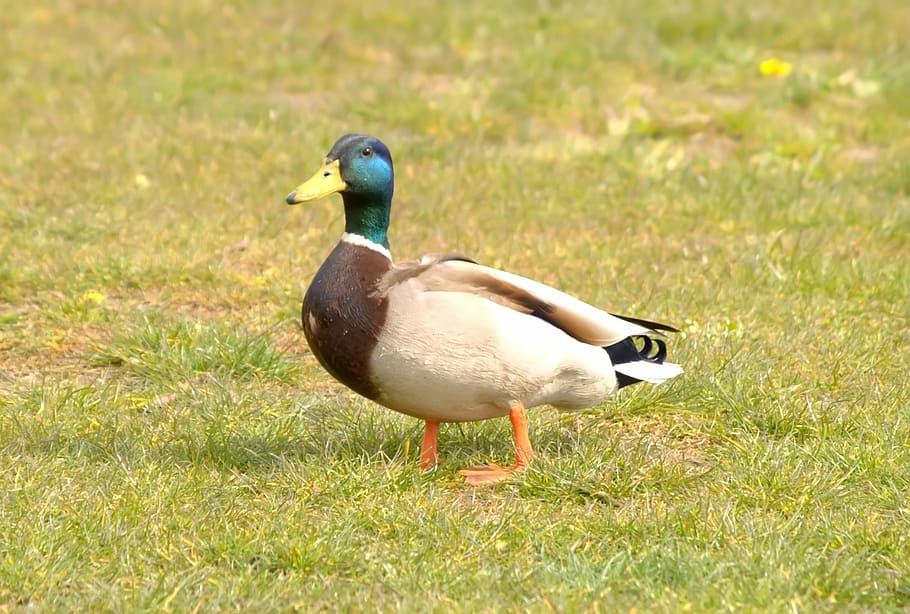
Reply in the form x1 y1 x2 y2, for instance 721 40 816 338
605 335 669 389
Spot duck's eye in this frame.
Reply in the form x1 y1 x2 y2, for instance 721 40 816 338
360 147 373 158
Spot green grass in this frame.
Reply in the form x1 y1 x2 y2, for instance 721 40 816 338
2 0 910 611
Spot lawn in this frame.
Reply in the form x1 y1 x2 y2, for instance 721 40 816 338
2 0 910 611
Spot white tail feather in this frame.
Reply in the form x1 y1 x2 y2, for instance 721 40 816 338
613 361 684 384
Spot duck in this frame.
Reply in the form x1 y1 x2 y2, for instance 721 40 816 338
286 134 683 485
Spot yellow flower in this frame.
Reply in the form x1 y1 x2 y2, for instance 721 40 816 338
759 57 792 77
134 173 151 188
80 291 105 304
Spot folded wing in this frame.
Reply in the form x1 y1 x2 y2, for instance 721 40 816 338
378 255 677 347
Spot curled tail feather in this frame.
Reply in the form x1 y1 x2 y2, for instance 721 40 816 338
605 336 683 389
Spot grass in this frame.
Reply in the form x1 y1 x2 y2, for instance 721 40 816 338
2 0 910 611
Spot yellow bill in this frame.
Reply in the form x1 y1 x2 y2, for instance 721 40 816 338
286 159 346 205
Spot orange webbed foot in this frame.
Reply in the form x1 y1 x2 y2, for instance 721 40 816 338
458 463 525 486
458 402 535 486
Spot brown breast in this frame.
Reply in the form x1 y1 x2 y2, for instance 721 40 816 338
302 240 392 400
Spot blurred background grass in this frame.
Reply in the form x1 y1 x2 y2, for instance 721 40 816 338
1 1 909 611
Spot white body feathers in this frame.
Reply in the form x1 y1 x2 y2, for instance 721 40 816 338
359 239 683 422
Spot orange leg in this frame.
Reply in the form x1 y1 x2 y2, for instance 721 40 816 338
509 402 535 469
419 420 441 471
458 402 535 486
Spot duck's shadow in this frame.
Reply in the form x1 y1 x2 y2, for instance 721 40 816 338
159 400 592 476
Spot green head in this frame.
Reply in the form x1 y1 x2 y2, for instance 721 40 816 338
286 134 394 249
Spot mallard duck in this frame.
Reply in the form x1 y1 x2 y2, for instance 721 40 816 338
286 134 682 485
